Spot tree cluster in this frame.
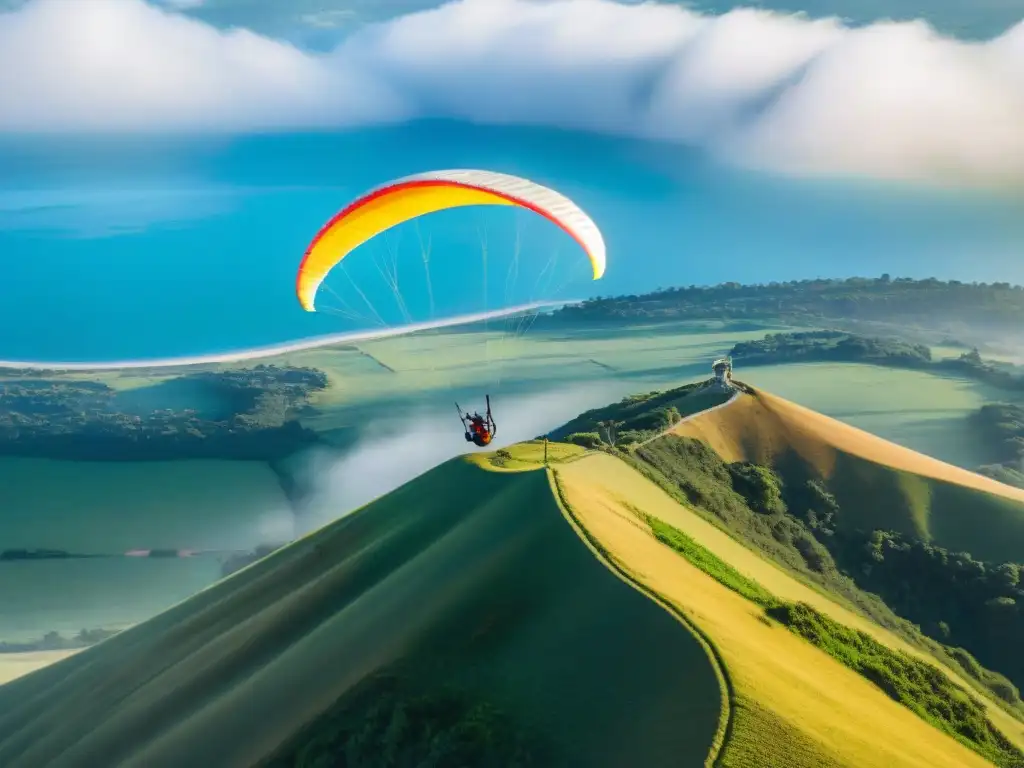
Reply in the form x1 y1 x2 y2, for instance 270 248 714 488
968 403 1024 488
0 365 328 461
730 330 933 367
833 530 1024 704
552 384 697 447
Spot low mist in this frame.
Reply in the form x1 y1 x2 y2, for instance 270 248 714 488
289 381 630 536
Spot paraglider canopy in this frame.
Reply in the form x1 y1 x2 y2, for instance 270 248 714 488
296 169 606 312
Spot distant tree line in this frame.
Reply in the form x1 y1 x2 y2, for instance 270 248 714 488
972 403 1024 488
549 275 1024 334
0 627 119 653
730 330 933 368
729 330 1024 393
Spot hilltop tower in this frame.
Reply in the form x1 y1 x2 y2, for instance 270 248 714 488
711 357 734 391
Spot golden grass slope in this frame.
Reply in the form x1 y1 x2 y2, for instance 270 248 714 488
555 452 1023 767
0 455 721 768
673 387 1024 563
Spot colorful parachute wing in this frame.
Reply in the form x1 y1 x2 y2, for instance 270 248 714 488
296 169 606 312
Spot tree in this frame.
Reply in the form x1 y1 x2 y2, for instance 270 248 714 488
596 419 624 446
728 463 786 516
994 563 1020 592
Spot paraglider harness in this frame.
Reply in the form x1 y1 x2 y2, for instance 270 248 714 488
457 395 497 448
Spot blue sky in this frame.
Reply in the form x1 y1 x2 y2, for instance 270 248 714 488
3 124 1022 362
0 0 1022 360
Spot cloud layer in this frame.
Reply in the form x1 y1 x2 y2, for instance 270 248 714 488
1 0 1023 187
291 383 625 534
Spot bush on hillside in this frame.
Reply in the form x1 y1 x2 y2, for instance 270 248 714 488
644 514 778 609
786 479 839 536
550 383 725 445
564 432 603 449
832 529 1024 699
728 463 787 515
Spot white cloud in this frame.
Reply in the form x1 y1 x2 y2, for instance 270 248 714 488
0 0 408 132
1 0 1024 187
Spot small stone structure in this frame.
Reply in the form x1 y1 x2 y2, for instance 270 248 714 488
710 357 734 392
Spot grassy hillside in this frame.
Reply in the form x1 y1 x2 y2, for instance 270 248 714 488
672 387 1024 563
555 452 1024 767
550 381 731 447
634 388 1024 715
647 513 1022 768
0 454 721 768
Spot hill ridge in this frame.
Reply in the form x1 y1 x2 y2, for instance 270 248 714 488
547 467 733 768
673 385 1024 561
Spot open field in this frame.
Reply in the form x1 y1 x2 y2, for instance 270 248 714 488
0 456 721 768
736 363 1006 468
0 558 224 645
0 457 293 642
0 458 291 553
4 324 999 464
298 332 1003 471
290 323 792 412
2 324 1010 645
476 439 588 471
0 651 80 686
673 388 1024 563
555 451 1024 765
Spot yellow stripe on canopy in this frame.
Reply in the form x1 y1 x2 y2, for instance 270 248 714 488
297 170 607 312
298 184 517 312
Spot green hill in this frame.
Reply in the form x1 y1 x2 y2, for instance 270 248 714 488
0 455 721 768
